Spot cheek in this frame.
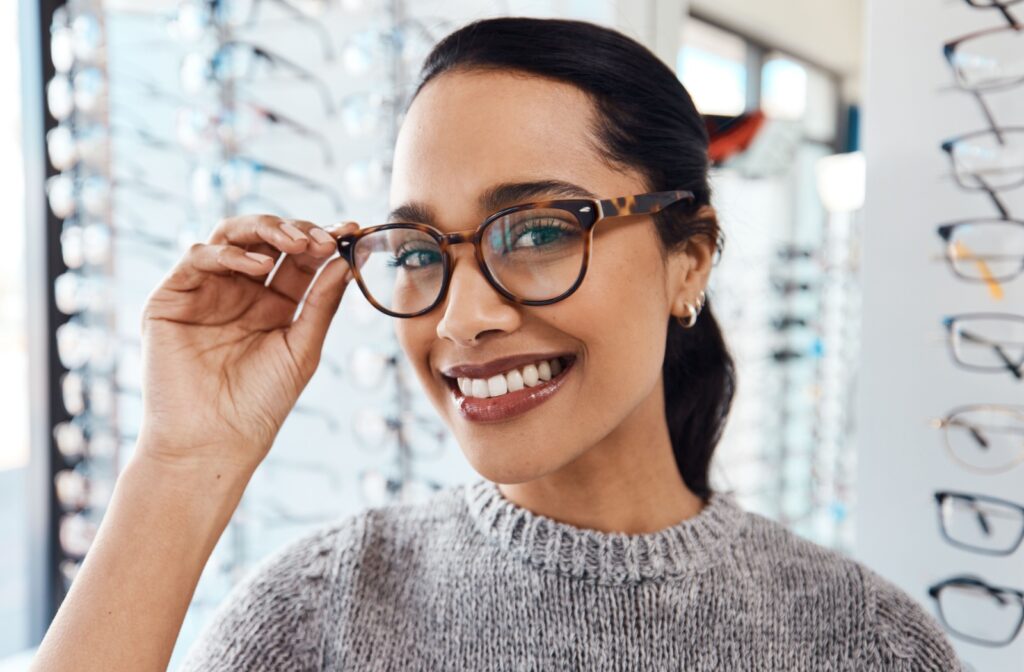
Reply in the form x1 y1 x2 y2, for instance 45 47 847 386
554 234 668 402
394 317 443 402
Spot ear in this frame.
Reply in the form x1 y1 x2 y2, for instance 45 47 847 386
666 205 717 321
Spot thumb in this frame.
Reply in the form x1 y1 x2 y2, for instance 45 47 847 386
286 251 354 369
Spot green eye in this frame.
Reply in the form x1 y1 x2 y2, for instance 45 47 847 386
387 246 442 269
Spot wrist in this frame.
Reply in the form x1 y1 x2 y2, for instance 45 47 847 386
122 443 255 514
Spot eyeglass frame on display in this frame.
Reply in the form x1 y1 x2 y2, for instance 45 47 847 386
941 312 1024 379
934 490 1024 555
930 403 1024 474
942 23 1024 154
928 574 1024 647
934 218 1024 288
183 38 336 116
336 189 698 318
940 127 1024 221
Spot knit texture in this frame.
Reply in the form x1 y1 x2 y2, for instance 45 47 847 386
178 478 964 671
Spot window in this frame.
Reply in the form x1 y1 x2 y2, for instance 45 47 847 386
677 17 749 116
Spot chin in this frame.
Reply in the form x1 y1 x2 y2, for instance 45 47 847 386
453 433 566 485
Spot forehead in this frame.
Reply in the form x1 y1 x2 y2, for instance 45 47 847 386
388 70 622 227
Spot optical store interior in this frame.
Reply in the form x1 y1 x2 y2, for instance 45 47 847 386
1 0 1023 670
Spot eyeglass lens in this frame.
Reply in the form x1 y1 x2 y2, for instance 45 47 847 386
950 315 1024 370
934 579 1024 645
950 28 1024 90
943 406 1024 472
352 207 587 316
938 493 1024 554
945 220 1024 281
949 130 1024 192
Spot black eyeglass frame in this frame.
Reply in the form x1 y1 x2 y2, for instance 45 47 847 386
935 218 1024 282
934 490 1024 556
928 574 1024 647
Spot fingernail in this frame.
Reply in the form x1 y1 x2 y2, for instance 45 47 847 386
309 227 334 244
245 252 272 263
281 221 307 241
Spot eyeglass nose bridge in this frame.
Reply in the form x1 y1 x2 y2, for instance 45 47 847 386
431 225 527 307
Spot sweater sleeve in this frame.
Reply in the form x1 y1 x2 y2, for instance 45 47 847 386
176 513 364 672
858 563 965 672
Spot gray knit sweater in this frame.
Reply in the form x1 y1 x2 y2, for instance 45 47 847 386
178 479 962 671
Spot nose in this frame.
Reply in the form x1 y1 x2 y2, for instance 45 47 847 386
435 245 521 345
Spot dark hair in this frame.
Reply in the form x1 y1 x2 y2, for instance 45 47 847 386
410 17 736 500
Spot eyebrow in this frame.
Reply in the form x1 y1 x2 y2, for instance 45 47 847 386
386 179 600 225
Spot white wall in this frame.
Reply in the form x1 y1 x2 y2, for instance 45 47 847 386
857 1 1024 669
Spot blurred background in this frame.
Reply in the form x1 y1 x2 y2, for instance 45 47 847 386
1 0 1022 669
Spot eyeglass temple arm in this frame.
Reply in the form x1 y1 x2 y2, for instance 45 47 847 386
984 185 1012 220
996 1 1021 27
257 0 336 61
597 190 695 218
259 106 334 165
228 40 336 115
957 328 1024 378
253 160 345 213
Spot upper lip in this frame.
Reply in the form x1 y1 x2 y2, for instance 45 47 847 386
439 352 574 380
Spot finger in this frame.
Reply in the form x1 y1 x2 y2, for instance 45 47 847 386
267 219 350 303
207 213 315 261
161 242 275 293
286 252 355 371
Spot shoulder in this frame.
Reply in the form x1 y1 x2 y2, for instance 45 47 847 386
177 511 368 671
730 505 962 670
857 562 965 670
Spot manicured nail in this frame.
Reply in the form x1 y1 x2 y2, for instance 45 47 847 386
245 252 272 263
281 221 307 241
309 227 334 244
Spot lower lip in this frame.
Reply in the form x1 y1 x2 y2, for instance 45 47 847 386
447 357 576 423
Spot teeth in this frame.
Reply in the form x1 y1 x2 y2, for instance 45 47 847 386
506 368 524 392
487 374 507 397
471 379 490 398
456 357 567 399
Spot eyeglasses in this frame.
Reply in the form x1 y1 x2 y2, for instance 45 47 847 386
942 313 1024 379
935 218 1024 283
935 491 1024 555
179 39 335 115
190 155 344 214
931 404 1024 473
944 25 1024 93
336 189 697 318
941 128 1024 203
928 574 1024 647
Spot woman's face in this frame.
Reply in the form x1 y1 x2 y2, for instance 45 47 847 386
388 70 711 485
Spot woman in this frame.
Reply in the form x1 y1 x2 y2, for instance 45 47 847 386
32 17 961 672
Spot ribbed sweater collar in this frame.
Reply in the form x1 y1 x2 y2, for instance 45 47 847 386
462 478 745 586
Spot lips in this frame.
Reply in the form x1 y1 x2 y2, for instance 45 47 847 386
443 355 576 423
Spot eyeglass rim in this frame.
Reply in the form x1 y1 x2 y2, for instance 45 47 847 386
934 490 1024 555
936 403 1024 474
928 574 1024 647
935 218 1024 282
337 188 697 318
944 24 1024 92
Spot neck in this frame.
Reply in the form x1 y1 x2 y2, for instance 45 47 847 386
497 375 705 535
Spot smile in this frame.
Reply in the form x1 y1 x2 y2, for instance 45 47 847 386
444 355 575 422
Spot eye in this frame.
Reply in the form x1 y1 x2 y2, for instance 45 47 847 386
387 243 442 269
496 217 577 253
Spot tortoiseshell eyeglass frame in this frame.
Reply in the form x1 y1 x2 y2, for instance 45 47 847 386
336 189 696 318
